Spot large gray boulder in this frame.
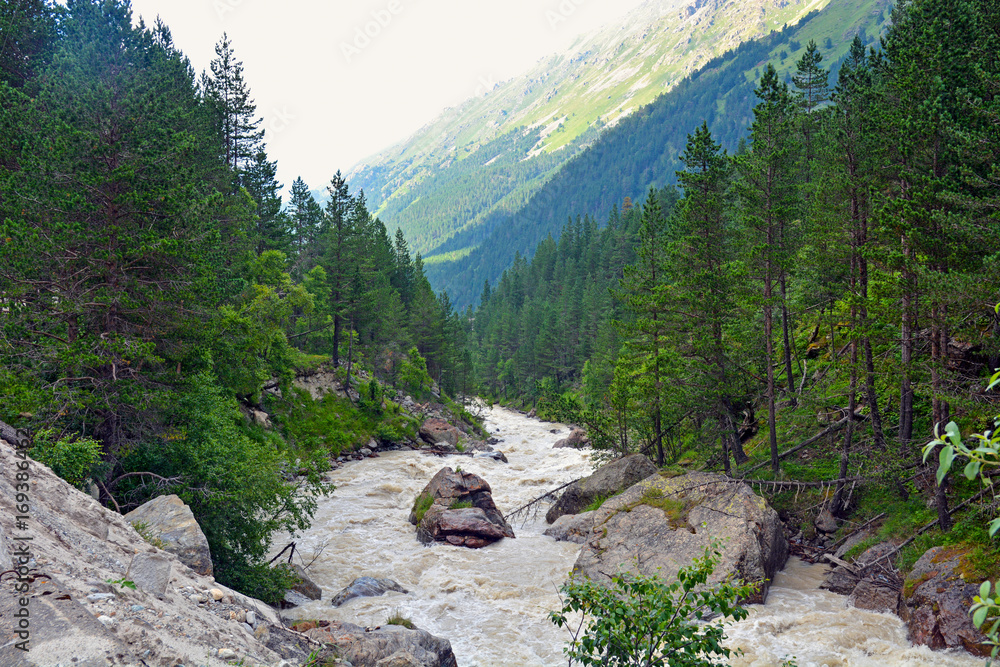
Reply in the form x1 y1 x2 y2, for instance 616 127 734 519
410 467 514 548
545 453 657 524
331 576 408 607
572 471 788 604
304 620 458 667
903 546 991 657
544 511 596 544
124 494 213 576
419 419 463 447
553 428 589 449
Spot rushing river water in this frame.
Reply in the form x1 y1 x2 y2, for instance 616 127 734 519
277 406 984 667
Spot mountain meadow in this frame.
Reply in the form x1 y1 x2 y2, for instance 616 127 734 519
2 0 1000 663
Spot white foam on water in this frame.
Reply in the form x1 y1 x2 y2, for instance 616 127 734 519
276 406 985 667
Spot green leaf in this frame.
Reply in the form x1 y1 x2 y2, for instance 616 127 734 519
965 460 982 481
982 582 992 601
989 518 1000 537
975 605 989 629
945 421 962 445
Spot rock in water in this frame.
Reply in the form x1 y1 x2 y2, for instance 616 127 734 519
305 620 458 667
409 467 514 548
553 428 589 449
124 494 214 576
291 564 323 600
903 546 992 656
572 471 788 604
419 418 463 447
331 576 408 607
544 511 595 544
545 453 657 524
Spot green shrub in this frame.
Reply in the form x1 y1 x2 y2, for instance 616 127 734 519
30 429 102 488
398 347 434 398
550 545 755 667
583 494 610 512
449 499 473 510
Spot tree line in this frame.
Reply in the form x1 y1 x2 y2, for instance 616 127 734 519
471 0 1000 529
0 0 470 599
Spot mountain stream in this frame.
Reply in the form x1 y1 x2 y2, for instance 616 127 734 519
278 406 984 667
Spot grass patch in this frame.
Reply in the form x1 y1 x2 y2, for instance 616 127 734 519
131 521 168 550
448 499 473 510
385 611 416 629
584 493 611 513
638 486 692 530
412 494 434 523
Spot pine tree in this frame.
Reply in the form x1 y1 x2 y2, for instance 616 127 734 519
287 176 323 272
202 33 263 187
735 64 800 475
669 123 748 472
616 189 672 465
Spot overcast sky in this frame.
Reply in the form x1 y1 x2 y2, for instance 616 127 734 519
126 0 648 194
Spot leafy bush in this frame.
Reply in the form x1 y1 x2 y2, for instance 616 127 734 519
550 546 755 667
121 373 328 600
449 499 473 510
398 347 434 399
30 429 102 488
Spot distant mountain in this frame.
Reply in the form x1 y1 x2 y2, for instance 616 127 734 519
348 0 850 258
422 0 891 308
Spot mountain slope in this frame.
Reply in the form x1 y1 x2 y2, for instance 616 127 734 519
426 0 891 308
349 0 844 257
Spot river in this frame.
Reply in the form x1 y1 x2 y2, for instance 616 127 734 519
277 406 984 667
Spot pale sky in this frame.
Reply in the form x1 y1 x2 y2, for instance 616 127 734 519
125 0 649 194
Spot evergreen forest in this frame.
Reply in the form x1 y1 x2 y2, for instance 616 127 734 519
2 0 1000 614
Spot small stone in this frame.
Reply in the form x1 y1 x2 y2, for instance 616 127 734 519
130 604 145 612
97 615 115 627
360 447 373 456
217 648 237 660
87 593 115 602
190 594 206 603
242 622 253 633
209 588 224 601
245 610 256 625
235 609 246 623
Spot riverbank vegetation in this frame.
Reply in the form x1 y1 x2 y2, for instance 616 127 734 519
470 0 1000 584
0 0 475 601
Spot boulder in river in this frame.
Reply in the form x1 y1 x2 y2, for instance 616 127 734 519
553 427 589 449
903 545 992 656
304 619 458 667
409 467 514 548
572 471 788 604
544 511 595 544
331 576 408 607
419 418 463 447
545 453 657 524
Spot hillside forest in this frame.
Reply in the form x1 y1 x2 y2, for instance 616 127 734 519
1 0 999 608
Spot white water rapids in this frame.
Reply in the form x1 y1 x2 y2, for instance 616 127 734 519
276 406 984 667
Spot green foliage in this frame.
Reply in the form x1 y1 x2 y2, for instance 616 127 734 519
29 429 102 488
385 611 416 629
273 386 417 457
398 346 434 398
923 365 1000 657
583 494 611 513
106 577 136 591
412 494 434 523
131 521 168 550
121 374 327 599
549 545 755 667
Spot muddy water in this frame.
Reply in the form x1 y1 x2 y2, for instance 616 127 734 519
277 407 984 667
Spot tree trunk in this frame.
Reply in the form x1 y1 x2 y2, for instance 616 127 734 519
779 277 796 405
899 258 915 451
